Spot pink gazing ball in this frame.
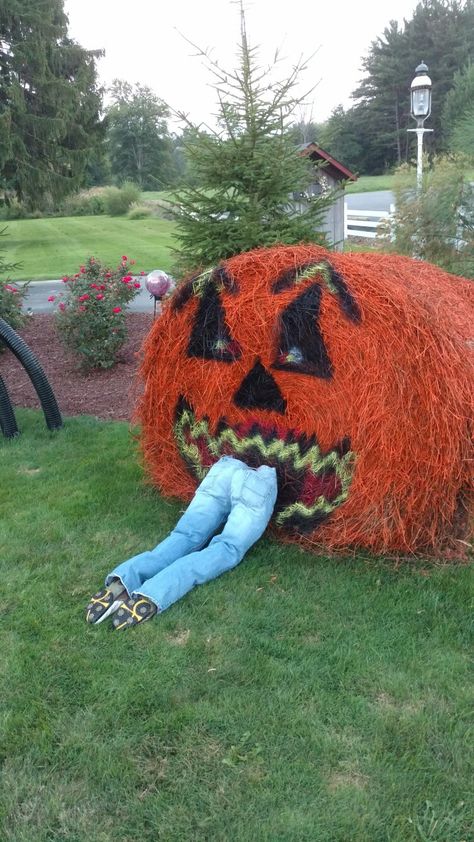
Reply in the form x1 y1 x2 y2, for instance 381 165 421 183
145 270 174 298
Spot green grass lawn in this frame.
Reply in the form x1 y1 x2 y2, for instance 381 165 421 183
140 190 176 202
1 409 472 842
345 169 474 194
345 174 396 194
4 216 178 282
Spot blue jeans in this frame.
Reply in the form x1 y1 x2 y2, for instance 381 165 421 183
106 457 278 613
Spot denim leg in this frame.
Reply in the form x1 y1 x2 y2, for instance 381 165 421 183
105 456 247 595
134 464 278 611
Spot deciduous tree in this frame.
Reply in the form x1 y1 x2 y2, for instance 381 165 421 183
106 81 175 190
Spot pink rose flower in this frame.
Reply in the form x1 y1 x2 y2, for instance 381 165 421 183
58 302 66 312
48 295 56 302
96 294 104 301
133 282 141 288
78 294 90 302
112 306 122 314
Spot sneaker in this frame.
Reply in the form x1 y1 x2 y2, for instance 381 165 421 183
112 596 157 630
86 579 127 624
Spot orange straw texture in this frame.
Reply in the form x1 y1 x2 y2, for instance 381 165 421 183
137 245 473 558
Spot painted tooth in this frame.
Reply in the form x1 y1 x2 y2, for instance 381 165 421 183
334 436 351 457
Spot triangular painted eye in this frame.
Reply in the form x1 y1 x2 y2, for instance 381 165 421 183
188 283 241 362
272 283 333 379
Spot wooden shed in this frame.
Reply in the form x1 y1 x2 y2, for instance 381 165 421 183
296 142 357 251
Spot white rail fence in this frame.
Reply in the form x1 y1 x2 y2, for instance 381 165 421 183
344 202 396 239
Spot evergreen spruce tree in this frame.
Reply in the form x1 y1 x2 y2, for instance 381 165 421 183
442 63 474 157
171 5 333 270
350 0 474 174
0 0 104 208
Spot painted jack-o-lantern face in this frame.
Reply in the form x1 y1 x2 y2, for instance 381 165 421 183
172 261 361 534
139 244 473 554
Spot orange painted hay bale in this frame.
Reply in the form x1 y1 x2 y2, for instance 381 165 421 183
137 245 473 557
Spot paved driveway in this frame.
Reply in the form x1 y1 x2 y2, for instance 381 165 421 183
20 280 156 314
345 190 394 212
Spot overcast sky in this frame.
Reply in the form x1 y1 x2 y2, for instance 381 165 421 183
64 0 421 129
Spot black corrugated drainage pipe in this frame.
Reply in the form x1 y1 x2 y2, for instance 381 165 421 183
0 317 63 434
0 371 19 438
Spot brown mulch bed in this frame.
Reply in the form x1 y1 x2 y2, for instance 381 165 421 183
0 313 155 422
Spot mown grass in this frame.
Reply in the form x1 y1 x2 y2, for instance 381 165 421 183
141 190 176 202
345 175 396 194
4 216 177 282
0 409 472 842
345 168 474 194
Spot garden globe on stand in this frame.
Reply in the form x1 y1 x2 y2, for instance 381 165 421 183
145 270 175 318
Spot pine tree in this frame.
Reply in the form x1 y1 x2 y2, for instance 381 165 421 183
171 5 333 270
0 0 104 208
349 0 474 174
442 62 474 157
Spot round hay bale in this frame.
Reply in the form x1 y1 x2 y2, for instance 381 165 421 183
137 244 473 557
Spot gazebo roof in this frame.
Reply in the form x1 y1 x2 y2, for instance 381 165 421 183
297 142 357 182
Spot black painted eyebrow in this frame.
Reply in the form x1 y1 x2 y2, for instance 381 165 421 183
272 260 362 324
271 261 325 294
325 265 361 324
172 264 238 312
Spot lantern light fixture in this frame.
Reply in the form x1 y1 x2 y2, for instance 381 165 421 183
408 61 433 191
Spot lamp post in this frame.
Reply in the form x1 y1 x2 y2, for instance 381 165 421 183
408 61 433 191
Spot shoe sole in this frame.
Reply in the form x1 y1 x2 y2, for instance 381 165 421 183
87 598 125 625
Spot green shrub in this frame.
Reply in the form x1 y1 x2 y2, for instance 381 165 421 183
119 181 140 206
103 182 140 216
59 188 106 217
0 198 29 220
54 255 142 369
0 226 25 343
127 204 153 220
381 155 474 277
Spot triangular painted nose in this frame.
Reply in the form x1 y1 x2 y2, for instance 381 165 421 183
233 358 286 414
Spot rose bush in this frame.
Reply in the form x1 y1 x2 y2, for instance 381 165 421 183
0 226 27 345
54 255 142 369
0 281 30 352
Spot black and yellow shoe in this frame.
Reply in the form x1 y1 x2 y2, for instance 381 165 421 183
112 596 157 630
86 580 127 624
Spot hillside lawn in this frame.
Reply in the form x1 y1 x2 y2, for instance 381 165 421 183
4 216 177 282
0 409 472 842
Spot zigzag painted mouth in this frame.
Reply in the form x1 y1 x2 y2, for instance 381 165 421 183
174 397 355 533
